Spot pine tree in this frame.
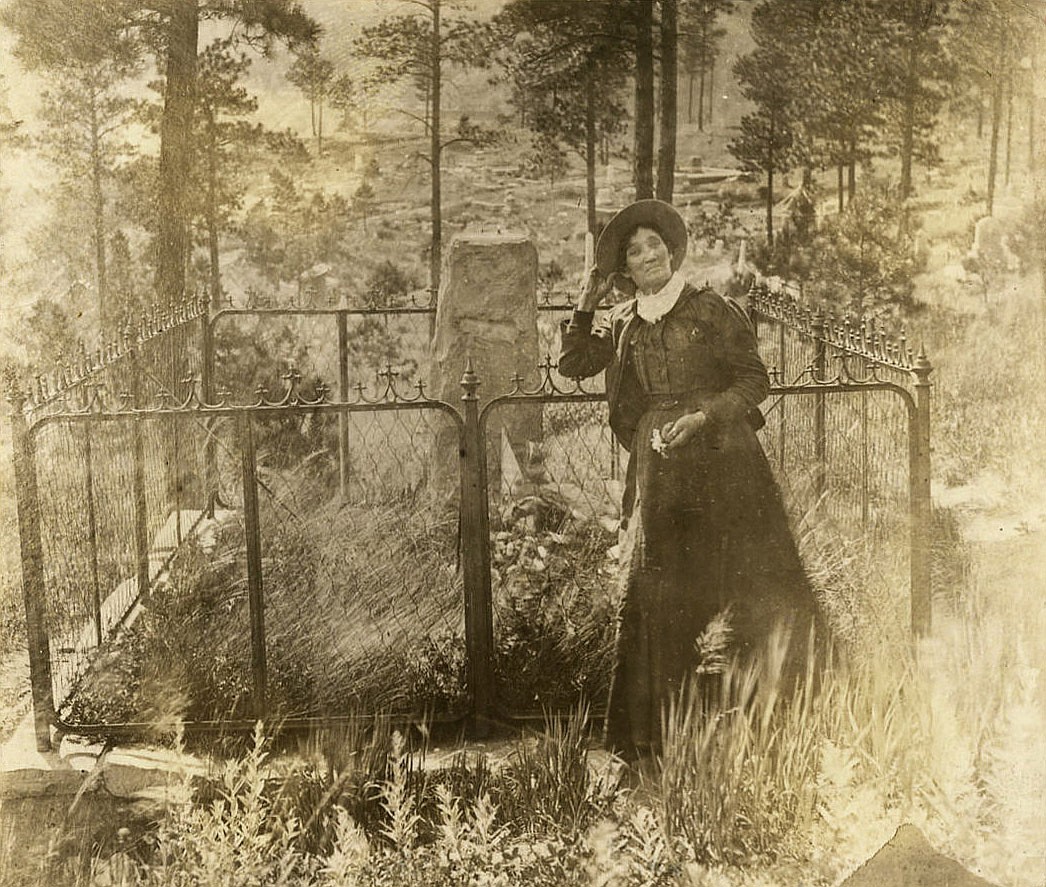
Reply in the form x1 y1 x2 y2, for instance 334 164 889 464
680 0 735 130
355 0 491 303
803 0 895 208
191 39 274 302
37 61 141 333
730 0 813 245
881 0 953 199
950 0 1033 215
633 0 656 200
493 0 630 233
3 0 318 306
287 45 336 156
329 74 360 131
657 0 680 202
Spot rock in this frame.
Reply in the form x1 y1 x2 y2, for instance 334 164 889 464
429 234 543 500
841 824 1000 887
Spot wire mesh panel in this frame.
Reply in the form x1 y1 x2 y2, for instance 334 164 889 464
482 395 622 716
758 388 911 544
29 410 211 725
756 318 819 386
33 420 132 711
228 404 466 721
31 397 466 729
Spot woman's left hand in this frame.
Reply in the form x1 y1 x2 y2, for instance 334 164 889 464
660 411 707 451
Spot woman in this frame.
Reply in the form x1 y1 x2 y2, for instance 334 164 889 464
559 199 821 760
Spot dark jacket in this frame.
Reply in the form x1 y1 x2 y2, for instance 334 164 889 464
558 283 769 451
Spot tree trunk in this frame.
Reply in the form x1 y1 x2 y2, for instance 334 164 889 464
987 30 1007 216
424 78 431 135
156 0 199 305
1004 71 1013 187
766 112 775 246
318 98 324 156
656 0 678 203
687 72 694 123
900 38 917 200
848 157 856 205
977 82 985 139
697 15 707 132
586 73 597 236
707 56 714 127
766 162 774 247
633 0 655 200
429 0 442 312
697 58 706 131
206 117 221 302
89 91 108 333
837 163 844 213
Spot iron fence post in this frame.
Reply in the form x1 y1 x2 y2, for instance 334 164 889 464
337 310 350 499
910 351 933 636
459 360 495 736
131 347 151 603
201 289 216 516
777 321 787 474
6 385 54 751
169 323 182 545
861 394 870 528
239 413 268 722
83 425 103 647
133 423 150 600
812 312 828 500
173 414 182 546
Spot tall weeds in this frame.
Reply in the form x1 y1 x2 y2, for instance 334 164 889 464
656 627 823 864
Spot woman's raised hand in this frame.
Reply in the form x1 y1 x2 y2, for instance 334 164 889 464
660 411 707 451
578 266 614 312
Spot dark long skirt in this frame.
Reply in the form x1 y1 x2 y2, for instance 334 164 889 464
604 406 822 759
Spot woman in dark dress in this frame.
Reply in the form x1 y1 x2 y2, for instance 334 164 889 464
559 199 822 760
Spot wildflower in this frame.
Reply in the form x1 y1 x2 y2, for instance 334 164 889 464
651 428 668 455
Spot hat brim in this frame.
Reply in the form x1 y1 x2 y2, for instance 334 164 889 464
594 199 688 279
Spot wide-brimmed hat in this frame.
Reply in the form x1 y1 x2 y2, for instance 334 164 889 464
594 199 688 278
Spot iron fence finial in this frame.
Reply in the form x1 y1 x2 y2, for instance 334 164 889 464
913 346 932 378
461 358 480 401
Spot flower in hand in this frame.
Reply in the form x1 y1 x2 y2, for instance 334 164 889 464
652 412 707 456
651 428 668 455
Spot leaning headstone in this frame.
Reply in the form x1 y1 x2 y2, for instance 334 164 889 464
429 233 542 500
841 824 1000 887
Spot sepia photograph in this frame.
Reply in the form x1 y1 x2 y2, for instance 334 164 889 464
0 0 1043 884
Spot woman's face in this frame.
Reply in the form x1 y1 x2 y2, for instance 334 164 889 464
623 226 673 294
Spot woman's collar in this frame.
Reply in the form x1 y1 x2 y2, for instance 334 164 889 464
635 271 686 323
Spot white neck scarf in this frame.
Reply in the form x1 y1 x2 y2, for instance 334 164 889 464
635 270 686 324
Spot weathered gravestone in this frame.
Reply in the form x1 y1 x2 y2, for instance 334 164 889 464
429 233 543 500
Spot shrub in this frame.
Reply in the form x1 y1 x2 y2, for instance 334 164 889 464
804 188 924 318
491 518 619 712
365 260 418 307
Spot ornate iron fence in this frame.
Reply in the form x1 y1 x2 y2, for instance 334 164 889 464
8 370 474 750
6 286 932 750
